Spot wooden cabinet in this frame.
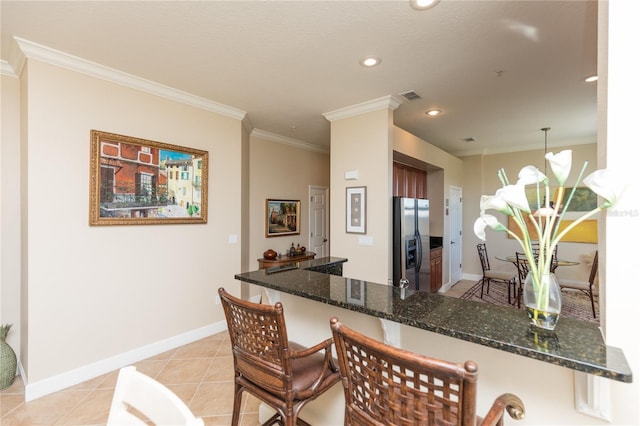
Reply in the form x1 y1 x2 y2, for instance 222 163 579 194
393 162 427 199
430 247 443 293
258 252 316 269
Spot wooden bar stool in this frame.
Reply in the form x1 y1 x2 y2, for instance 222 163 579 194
330 317 526 426
219 288 340 426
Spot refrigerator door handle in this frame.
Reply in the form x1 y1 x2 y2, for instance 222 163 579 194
415 231 423 272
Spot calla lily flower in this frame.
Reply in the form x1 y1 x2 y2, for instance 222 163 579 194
475 154 622 318
545 150 572 186
496 183 531 214
480 194 512 216
517 166 547 186
533 207 555 217
584 169 624 207
474 215 507 240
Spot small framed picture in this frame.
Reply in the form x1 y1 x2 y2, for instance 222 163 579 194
347 278 365 306
266 199 301 237
346 186 366 234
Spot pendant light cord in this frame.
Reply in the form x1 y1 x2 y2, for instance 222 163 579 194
541 127 550 175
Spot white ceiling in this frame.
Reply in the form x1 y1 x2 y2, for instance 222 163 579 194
1 0 598 157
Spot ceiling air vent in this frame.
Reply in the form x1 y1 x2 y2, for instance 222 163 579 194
399 90 422 101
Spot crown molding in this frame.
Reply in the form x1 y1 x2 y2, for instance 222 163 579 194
0 60 18 78
453 139 597 158
323 95 403 122
251 129 329 155
241 116 255 137
12 37 247 121
3 37 26 77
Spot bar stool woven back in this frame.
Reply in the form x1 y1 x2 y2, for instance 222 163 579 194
330 317 525 426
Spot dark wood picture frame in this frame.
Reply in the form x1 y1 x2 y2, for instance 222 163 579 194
89 130 208 226
266 199 301 237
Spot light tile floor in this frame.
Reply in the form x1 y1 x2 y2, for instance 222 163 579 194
0 281 475 426
444 279 475 298
0 331 261 426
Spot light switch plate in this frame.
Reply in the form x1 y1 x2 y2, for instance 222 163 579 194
345 170 359 180
358 236 373 246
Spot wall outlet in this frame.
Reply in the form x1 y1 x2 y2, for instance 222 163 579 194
215 295 221 305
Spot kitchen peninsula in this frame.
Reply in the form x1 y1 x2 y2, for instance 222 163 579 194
236 256 632 424
235 257 631 383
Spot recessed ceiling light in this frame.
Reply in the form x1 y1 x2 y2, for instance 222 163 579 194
584 75 598 83
410 0 440 10
360 57 381 67
425 109 442 117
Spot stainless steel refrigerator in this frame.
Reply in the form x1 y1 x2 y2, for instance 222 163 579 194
393 196 430 292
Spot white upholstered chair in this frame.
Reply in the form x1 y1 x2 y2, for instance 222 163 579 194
559 251 598 318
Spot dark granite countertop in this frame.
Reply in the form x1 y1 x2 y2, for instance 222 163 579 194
235 256 632 383
430 236 443 249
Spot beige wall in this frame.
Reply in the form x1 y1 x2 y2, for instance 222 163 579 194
326 111 464 287
461 143 598 283
247 133 329 297
329 108 393 283
15 58 244 393
1 72 22 360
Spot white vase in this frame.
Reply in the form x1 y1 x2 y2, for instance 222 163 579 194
522 272 562 331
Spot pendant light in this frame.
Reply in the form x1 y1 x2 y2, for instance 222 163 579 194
533 127 553 217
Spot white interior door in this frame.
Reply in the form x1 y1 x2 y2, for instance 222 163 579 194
309 186 328 257
449 186 463 284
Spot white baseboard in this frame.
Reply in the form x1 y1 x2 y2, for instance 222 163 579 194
462 273 482 282
438 280 452 293
24 320 228 402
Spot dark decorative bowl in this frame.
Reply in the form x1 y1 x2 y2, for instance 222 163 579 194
263 249 278 260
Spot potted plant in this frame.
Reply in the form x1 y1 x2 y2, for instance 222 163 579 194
1 324 17 390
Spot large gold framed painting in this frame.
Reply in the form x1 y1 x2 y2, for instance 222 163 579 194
89 130 209 226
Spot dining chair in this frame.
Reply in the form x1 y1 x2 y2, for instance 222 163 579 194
218 287 341 426
329 317 526 426
477 243 517 304
514 252 531 308
559 251 598 318
107 366 204 426
531 242 559 272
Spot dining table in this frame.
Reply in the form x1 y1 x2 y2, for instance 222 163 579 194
498 254 580 308
496 255 580 269
496 255 580 272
